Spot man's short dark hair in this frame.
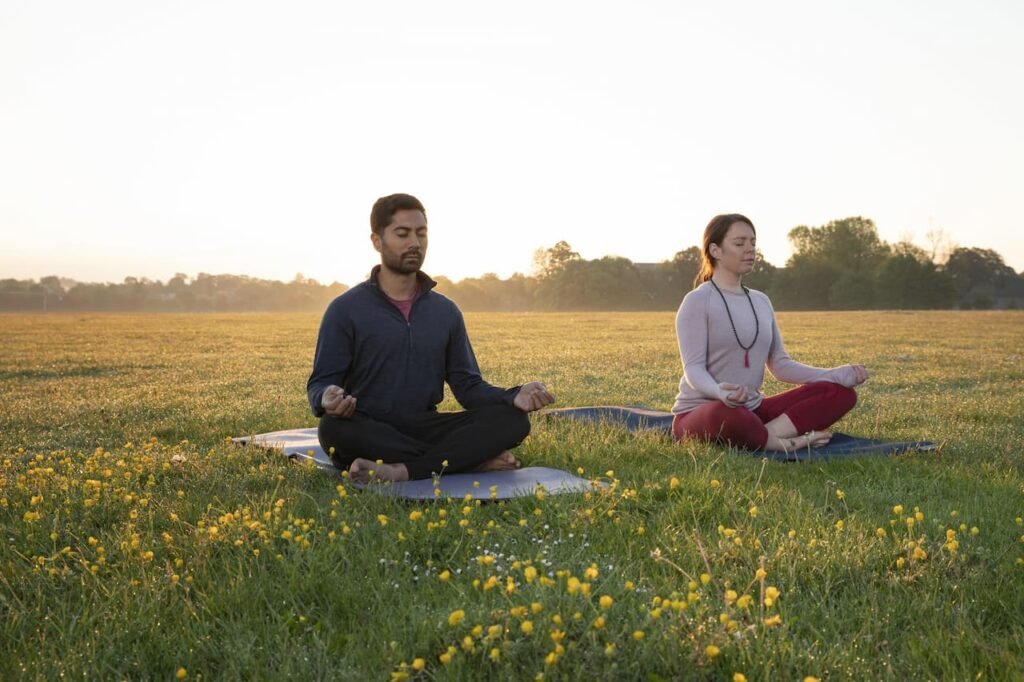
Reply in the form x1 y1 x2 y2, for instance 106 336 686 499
370 193 427 235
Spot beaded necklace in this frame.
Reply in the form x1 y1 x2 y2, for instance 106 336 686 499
709 280 759 368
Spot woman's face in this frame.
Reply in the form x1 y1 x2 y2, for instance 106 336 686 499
710 221 757 277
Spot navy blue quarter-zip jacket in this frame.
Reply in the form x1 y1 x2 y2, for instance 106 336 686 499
307 266 519 419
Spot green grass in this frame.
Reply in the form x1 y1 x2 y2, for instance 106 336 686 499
1 311 1023 680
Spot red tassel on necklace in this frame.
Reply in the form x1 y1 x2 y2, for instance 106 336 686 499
744 350 750 368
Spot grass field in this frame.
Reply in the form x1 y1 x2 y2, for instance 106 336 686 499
2 311 1023 680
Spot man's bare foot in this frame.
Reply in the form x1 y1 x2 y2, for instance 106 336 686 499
348 458 410 483
471 451 522 473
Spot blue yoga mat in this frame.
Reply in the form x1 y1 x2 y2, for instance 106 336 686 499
541 406 936 462
233 428 602 499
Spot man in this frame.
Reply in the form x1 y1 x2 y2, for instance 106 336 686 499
307 193 555 482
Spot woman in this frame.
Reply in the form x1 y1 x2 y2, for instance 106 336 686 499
672 214 868 452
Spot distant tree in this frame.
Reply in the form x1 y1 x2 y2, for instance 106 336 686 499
536 256 646 310
772 217 891 309
770 256 838 310
38 276 65 296
875 251 955 309
532 241 581 279
943 247 1018 308
743 250 776 293
829 270 877 309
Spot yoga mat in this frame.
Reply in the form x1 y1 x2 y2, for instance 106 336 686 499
541 406 936 462
233 428 601 499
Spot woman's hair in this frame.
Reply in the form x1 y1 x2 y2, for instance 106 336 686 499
693 214 756 288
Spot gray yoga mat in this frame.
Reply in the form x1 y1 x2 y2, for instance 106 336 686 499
541 406 937 462
233 428 600 499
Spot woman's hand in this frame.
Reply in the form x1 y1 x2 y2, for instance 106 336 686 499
842 364 869 387
718 382 751 408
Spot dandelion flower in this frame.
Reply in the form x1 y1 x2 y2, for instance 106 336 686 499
521 620 534 635
448 609 465 627
710 479 721 489
705 645 720 658
734 674 748 682
176 668 187 679
893 505 903 515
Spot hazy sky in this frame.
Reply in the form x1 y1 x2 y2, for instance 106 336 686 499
2 0 1022 286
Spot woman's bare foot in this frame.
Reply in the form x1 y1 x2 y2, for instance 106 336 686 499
348 458 409 483
471 451 522 473
766 430 832 452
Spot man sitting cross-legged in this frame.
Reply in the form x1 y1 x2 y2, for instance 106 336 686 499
307 193 555 482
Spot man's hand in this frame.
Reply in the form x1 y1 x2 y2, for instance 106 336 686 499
513 381 555 413
322 385 357 418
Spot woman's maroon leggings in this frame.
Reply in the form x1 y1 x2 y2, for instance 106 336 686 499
672 381 857 450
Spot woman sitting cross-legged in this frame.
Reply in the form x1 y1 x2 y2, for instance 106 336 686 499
672 213 868 453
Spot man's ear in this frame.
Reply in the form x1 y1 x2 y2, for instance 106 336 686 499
370 231 382 253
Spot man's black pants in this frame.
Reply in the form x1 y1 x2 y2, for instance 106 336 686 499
318 403 531 480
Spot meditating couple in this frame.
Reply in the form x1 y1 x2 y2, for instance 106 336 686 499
307 194 869 482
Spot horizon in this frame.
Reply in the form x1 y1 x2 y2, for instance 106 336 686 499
3 1 1023 284
5 229 1022 291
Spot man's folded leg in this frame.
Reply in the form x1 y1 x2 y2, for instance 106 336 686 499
318 413 428 471
395 404 531 479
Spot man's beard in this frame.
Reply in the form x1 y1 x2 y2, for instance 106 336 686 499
383 250 423 275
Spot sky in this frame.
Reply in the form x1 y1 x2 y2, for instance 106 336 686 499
2 0 1022 287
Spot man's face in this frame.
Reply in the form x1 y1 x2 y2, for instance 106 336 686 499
372 209 428 275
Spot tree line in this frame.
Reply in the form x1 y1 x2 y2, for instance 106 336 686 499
0 273 348 312
3 217 1022 312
